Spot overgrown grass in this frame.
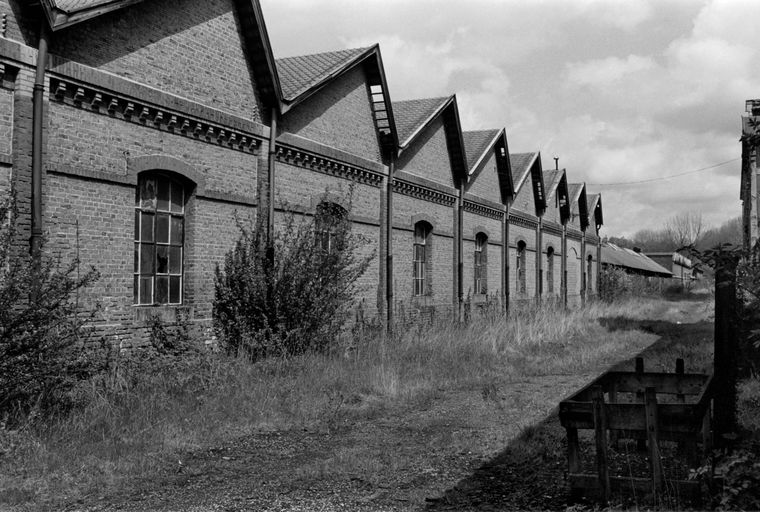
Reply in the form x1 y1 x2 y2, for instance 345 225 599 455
0 296 697 507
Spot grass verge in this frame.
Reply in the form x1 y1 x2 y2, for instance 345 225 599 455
0 296 698 508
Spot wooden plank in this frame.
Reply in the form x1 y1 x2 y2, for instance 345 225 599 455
591 386 610 502
566 427 581 474
561 403 703 433
606 372 708 395
645 387 663 493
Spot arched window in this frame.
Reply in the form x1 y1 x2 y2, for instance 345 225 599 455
516 240 527 295
413 221 432 296
546 247 555 294
474 232 488 294
315 202 347 254
587 255 594 294
134 173 186 305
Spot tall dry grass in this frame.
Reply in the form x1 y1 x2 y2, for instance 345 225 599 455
0 296 691 507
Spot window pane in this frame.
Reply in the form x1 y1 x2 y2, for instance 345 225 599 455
134 243 139 273
171 183 184 213
140 178 157 210
170 217 183 245
133 275 139 304
169 246 182 274
140 243 155 274
156 214 169 244
157 178 170 211
169 276 181 304
139 276 153 304
156 245 169 274
134 210 139 240
155 276 168 304
140 212 154 241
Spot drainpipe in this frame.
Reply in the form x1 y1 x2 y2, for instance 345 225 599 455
456 182 464 321
580 231 586 306
385 152 394 334
30 22 50 259
596 235 602 300
502 203 510 315
561 221 567 309
266 107 277 250
536 217 542 304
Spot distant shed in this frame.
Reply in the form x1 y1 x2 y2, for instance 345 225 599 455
601 244 672 278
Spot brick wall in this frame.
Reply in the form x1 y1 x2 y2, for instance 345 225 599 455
462 210 502 298
397 117 455 188
0 87 11 155
566 239 582 297
0 1 39 45
467 151 501 204
542 231 562 299
513 176 537 216
50 0 263 122
280 66 381 162
509 223 537 299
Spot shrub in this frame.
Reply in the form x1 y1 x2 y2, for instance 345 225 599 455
0 191 101 421
213 192 373 360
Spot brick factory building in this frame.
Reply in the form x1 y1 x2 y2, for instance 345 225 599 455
0 0 604 347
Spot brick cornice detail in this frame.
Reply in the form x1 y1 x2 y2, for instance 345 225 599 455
48 76 265 155
542 220 563 236
393 178 457 206
276 145 384 187
508 210 538 229
463 199 503 220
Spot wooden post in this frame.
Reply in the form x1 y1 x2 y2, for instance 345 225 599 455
645 387 663 494
635 357 646 451
674 358 696 463
566 427 581 474
608 380 618 447
591 385 610 502
713 260 738 445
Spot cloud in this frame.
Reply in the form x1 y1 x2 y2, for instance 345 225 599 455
565 55 655 87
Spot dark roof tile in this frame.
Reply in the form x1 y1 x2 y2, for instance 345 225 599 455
463 129 499 172
392 97 449 145
275 47 371 101
509 152 537 191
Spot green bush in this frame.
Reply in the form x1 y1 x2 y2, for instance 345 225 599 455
213 193 373 360
0 191 101 421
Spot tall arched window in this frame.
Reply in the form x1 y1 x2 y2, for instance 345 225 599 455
546 247 555 294
516 240 527 295
413 221 432 296
134 173 186 305
315 202 347 254
587 255 594 294
474 232 488 294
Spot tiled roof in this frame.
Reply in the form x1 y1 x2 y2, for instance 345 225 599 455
463 129 499 172
568 183 584 213
392 97 449 146
543 169 563 200
275 47 371 101
509 152 537 191
54 0 115 12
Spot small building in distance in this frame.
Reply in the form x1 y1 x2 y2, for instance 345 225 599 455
601 244 672 278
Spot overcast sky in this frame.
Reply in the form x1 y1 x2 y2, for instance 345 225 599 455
260 0 757 238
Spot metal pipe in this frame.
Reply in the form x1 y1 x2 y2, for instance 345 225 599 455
457 182 464 320
266 107 277 247
30 21 49 258
561 222 567 308
502 204 509 314
536 217 542 303
385 153 394 334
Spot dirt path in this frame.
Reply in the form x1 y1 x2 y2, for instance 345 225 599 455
68 299 713 512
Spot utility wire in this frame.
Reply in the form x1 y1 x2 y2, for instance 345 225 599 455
586 157 740 187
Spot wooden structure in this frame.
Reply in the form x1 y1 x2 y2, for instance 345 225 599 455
559 357 713 502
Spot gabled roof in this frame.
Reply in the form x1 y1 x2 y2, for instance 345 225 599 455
543 169 570 224
463 128 514 204
393 96 468 187
40 0 147 29
509 152 538 195
275 45 397 149
568 182 589 231
587 193 604 233
509 151 546 215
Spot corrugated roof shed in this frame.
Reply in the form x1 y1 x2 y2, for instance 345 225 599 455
601 244 672 277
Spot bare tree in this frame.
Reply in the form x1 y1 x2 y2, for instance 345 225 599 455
665 211 704 248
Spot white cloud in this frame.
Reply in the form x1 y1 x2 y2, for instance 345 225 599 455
565 55 655 87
